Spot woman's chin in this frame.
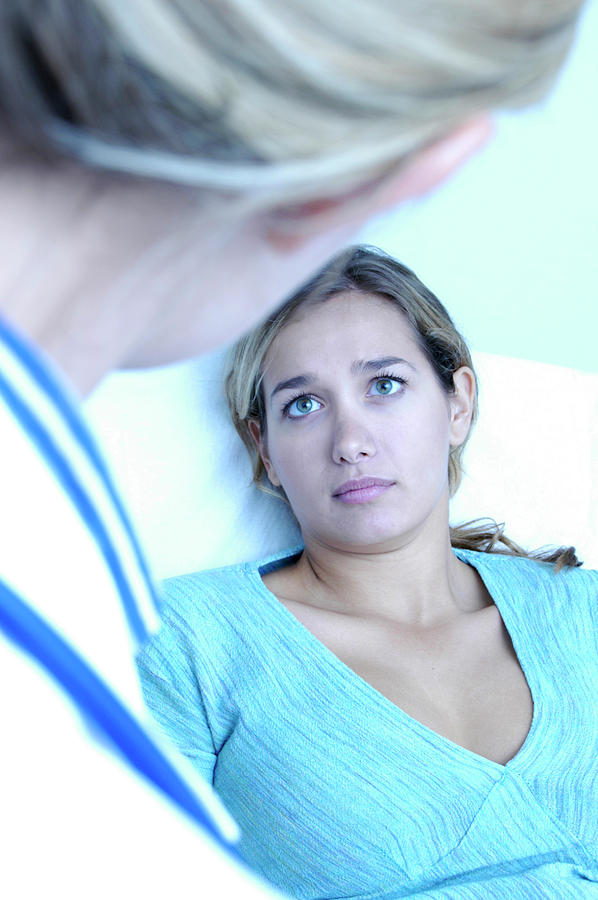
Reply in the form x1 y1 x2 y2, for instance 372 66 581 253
309 523 415 554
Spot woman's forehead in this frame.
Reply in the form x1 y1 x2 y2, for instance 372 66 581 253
265 292 419 371
290 290 399 323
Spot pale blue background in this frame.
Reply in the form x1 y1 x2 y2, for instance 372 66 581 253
359 0 597 373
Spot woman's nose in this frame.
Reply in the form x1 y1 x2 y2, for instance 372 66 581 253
331 415 376 464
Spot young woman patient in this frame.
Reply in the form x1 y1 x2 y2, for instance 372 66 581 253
137 246 597 899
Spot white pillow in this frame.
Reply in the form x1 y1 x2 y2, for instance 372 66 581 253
85 349 598 578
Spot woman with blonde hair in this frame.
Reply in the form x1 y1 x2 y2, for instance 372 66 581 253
139 245 597 897
0 1 589 897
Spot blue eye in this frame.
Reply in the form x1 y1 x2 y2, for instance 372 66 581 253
286 395 322 418
369 376 405 397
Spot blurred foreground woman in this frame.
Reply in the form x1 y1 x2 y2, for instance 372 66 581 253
0 2 588 897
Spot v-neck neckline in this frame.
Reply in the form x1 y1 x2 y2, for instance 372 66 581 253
247 544 541 774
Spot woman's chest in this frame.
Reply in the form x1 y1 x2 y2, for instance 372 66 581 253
284 600 534 766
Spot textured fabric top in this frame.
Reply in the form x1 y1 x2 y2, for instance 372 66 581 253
137 544 598 898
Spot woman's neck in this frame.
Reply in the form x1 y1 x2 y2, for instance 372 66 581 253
291 531 489 632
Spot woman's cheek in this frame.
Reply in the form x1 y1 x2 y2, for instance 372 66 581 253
279 442 316 501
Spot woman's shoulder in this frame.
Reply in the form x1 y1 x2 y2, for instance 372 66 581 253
458 550 598 625
154 561 255 639
140 546 303 672
156 544 304 624
456 547 598 606
160 560 251 603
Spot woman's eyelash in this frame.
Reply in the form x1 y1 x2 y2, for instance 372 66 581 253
280 372 408 417
375 371 408 386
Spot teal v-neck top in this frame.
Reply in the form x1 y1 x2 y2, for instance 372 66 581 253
136 547 598 898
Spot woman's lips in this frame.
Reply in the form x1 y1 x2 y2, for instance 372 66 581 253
332 477 395 504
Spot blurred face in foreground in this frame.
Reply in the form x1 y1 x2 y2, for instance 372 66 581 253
0 117 491 395
252 292 475 555
0 147 361 380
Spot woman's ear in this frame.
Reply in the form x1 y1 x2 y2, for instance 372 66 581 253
448 367 477 447
247 419 282 487
380 115 493 208
266 115 493 251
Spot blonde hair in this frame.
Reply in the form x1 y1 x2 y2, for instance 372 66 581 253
225 245 581 572
0 0 584 214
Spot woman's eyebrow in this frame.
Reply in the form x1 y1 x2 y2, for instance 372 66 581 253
270 373 316 401
269 357 415 401
351 356 416 374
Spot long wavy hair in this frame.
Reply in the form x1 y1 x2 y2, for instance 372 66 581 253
225 245 581 573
